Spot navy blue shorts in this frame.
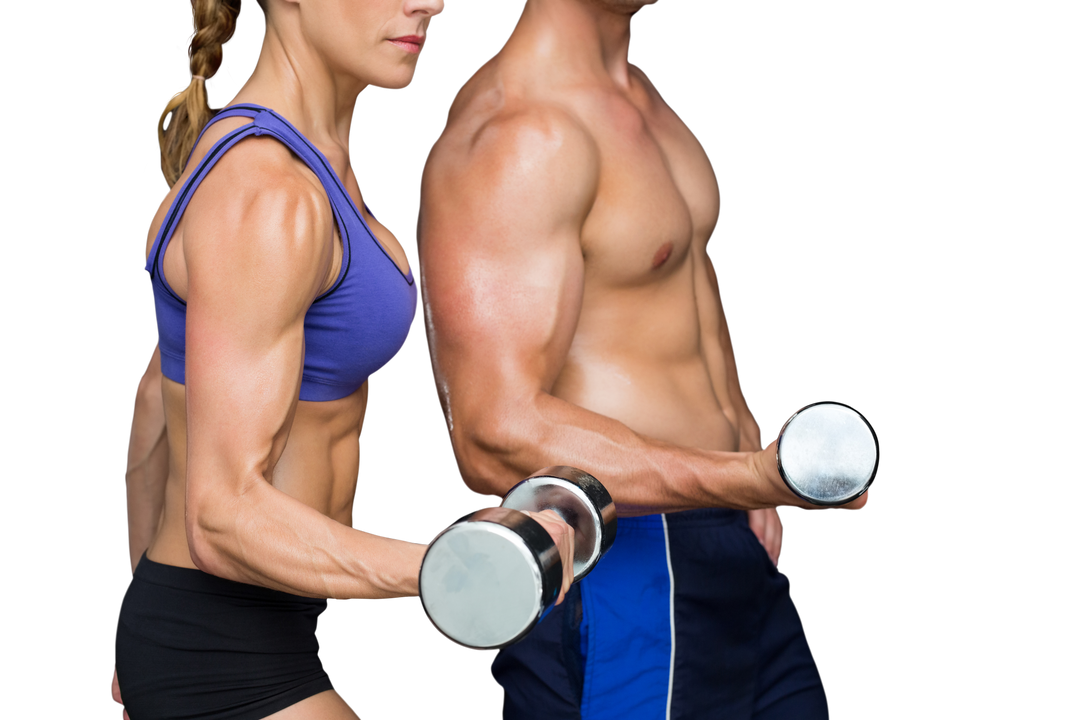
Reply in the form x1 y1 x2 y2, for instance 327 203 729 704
492 509 827 719
116 555 333 720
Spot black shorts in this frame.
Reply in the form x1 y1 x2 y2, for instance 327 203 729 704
115 554 334 720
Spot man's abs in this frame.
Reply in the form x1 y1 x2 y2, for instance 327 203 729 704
554 353 740 452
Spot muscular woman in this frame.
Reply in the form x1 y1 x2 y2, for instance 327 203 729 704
113 2 571 718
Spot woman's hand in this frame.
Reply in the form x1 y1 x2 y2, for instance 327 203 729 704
111 669 129 720
522 509 576 604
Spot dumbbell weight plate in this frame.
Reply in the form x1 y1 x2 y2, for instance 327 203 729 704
776 401 879 506
501 466 617 582
419 506 562 649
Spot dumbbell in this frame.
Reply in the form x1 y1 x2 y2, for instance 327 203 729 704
419 466 617 649
776 401 879 506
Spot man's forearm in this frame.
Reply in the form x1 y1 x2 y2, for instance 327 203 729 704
453 391 795 516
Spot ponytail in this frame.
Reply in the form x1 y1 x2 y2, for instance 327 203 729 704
158 0 242 186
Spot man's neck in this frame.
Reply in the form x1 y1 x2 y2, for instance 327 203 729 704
509 0 640 88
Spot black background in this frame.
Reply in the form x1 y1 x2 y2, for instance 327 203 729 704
65 0 928 716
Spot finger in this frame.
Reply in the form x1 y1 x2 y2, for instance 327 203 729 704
566 544 575 589
760 512 774 565
786 487 868 515
843 491 869 510
767 514 782 566
753 511 772 554
748 509 767 546
526 511 575 604
112 669 122 704
554 537 573 605
560 527 575 604
772 514 783 565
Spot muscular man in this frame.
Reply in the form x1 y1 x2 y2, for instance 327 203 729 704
419 1 864 717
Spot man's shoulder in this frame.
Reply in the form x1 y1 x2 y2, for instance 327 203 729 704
430 67 597 178
420 66 603 247
438 82 591 156
473 103 594 166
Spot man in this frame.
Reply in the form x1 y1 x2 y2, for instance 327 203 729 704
419 1 864 717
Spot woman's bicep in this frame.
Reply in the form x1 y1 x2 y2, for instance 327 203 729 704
181 175 333 506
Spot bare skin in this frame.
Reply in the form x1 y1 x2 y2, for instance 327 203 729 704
118 0 574 717
419 0 864 555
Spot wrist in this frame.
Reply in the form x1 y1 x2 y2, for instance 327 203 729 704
749 443 792 508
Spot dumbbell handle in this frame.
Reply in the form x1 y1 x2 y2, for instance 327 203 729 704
501 466 617 582
419 468 617 650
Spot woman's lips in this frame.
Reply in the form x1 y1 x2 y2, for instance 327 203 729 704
389 35 424 54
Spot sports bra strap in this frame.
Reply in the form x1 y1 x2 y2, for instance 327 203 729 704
185 105 263 167
146 105 354 289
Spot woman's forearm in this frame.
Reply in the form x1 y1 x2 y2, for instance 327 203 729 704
187 477 426 599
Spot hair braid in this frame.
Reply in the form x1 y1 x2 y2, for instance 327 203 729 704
158 0 242 186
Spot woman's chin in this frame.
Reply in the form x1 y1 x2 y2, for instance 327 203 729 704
374 78 414 91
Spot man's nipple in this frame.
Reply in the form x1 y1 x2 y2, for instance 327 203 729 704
652 242 674 269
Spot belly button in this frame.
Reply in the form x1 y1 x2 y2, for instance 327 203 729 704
652 242 674 269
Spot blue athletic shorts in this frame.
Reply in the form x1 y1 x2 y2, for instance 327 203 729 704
492 508 827 719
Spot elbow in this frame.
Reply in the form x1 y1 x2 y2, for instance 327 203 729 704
185 519 221 576
184 492 233 577
450 412 530 498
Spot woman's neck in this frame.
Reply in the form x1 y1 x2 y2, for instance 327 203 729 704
230 19 362 153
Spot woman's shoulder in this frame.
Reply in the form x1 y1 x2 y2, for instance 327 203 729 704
188 116 329 212
150 118 334 253
208 133 328 211
145 116 337 300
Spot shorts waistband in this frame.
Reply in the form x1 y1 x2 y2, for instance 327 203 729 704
616 507 747 530
133 553 327 606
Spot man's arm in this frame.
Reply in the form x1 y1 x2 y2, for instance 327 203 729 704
420 107 800 515
125 347 169 572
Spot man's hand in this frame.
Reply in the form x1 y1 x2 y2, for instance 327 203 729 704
522 509 576 605
748 508 783 566
754 439 870 510
112 669 130 720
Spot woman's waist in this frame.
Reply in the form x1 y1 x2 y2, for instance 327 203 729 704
164 386 363 514
132 552 328 606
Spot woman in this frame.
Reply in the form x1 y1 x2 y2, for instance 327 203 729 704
113 1 572 718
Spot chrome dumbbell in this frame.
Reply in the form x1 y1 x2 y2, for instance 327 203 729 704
419 467 617 649
776 401 879 506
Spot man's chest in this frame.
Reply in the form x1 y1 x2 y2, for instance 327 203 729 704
578 96 720 287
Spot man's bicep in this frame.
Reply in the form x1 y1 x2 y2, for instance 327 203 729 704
421 110 598 397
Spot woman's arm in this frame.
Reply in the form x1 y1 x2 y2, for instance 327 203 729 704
125 347 168 572
178 140 426 599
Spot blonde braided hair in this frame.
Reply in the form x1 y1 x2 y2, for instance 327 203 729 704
158 0 242 186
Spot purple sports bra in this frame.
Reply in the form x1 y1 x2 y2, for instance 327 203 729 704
146 105 416 401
